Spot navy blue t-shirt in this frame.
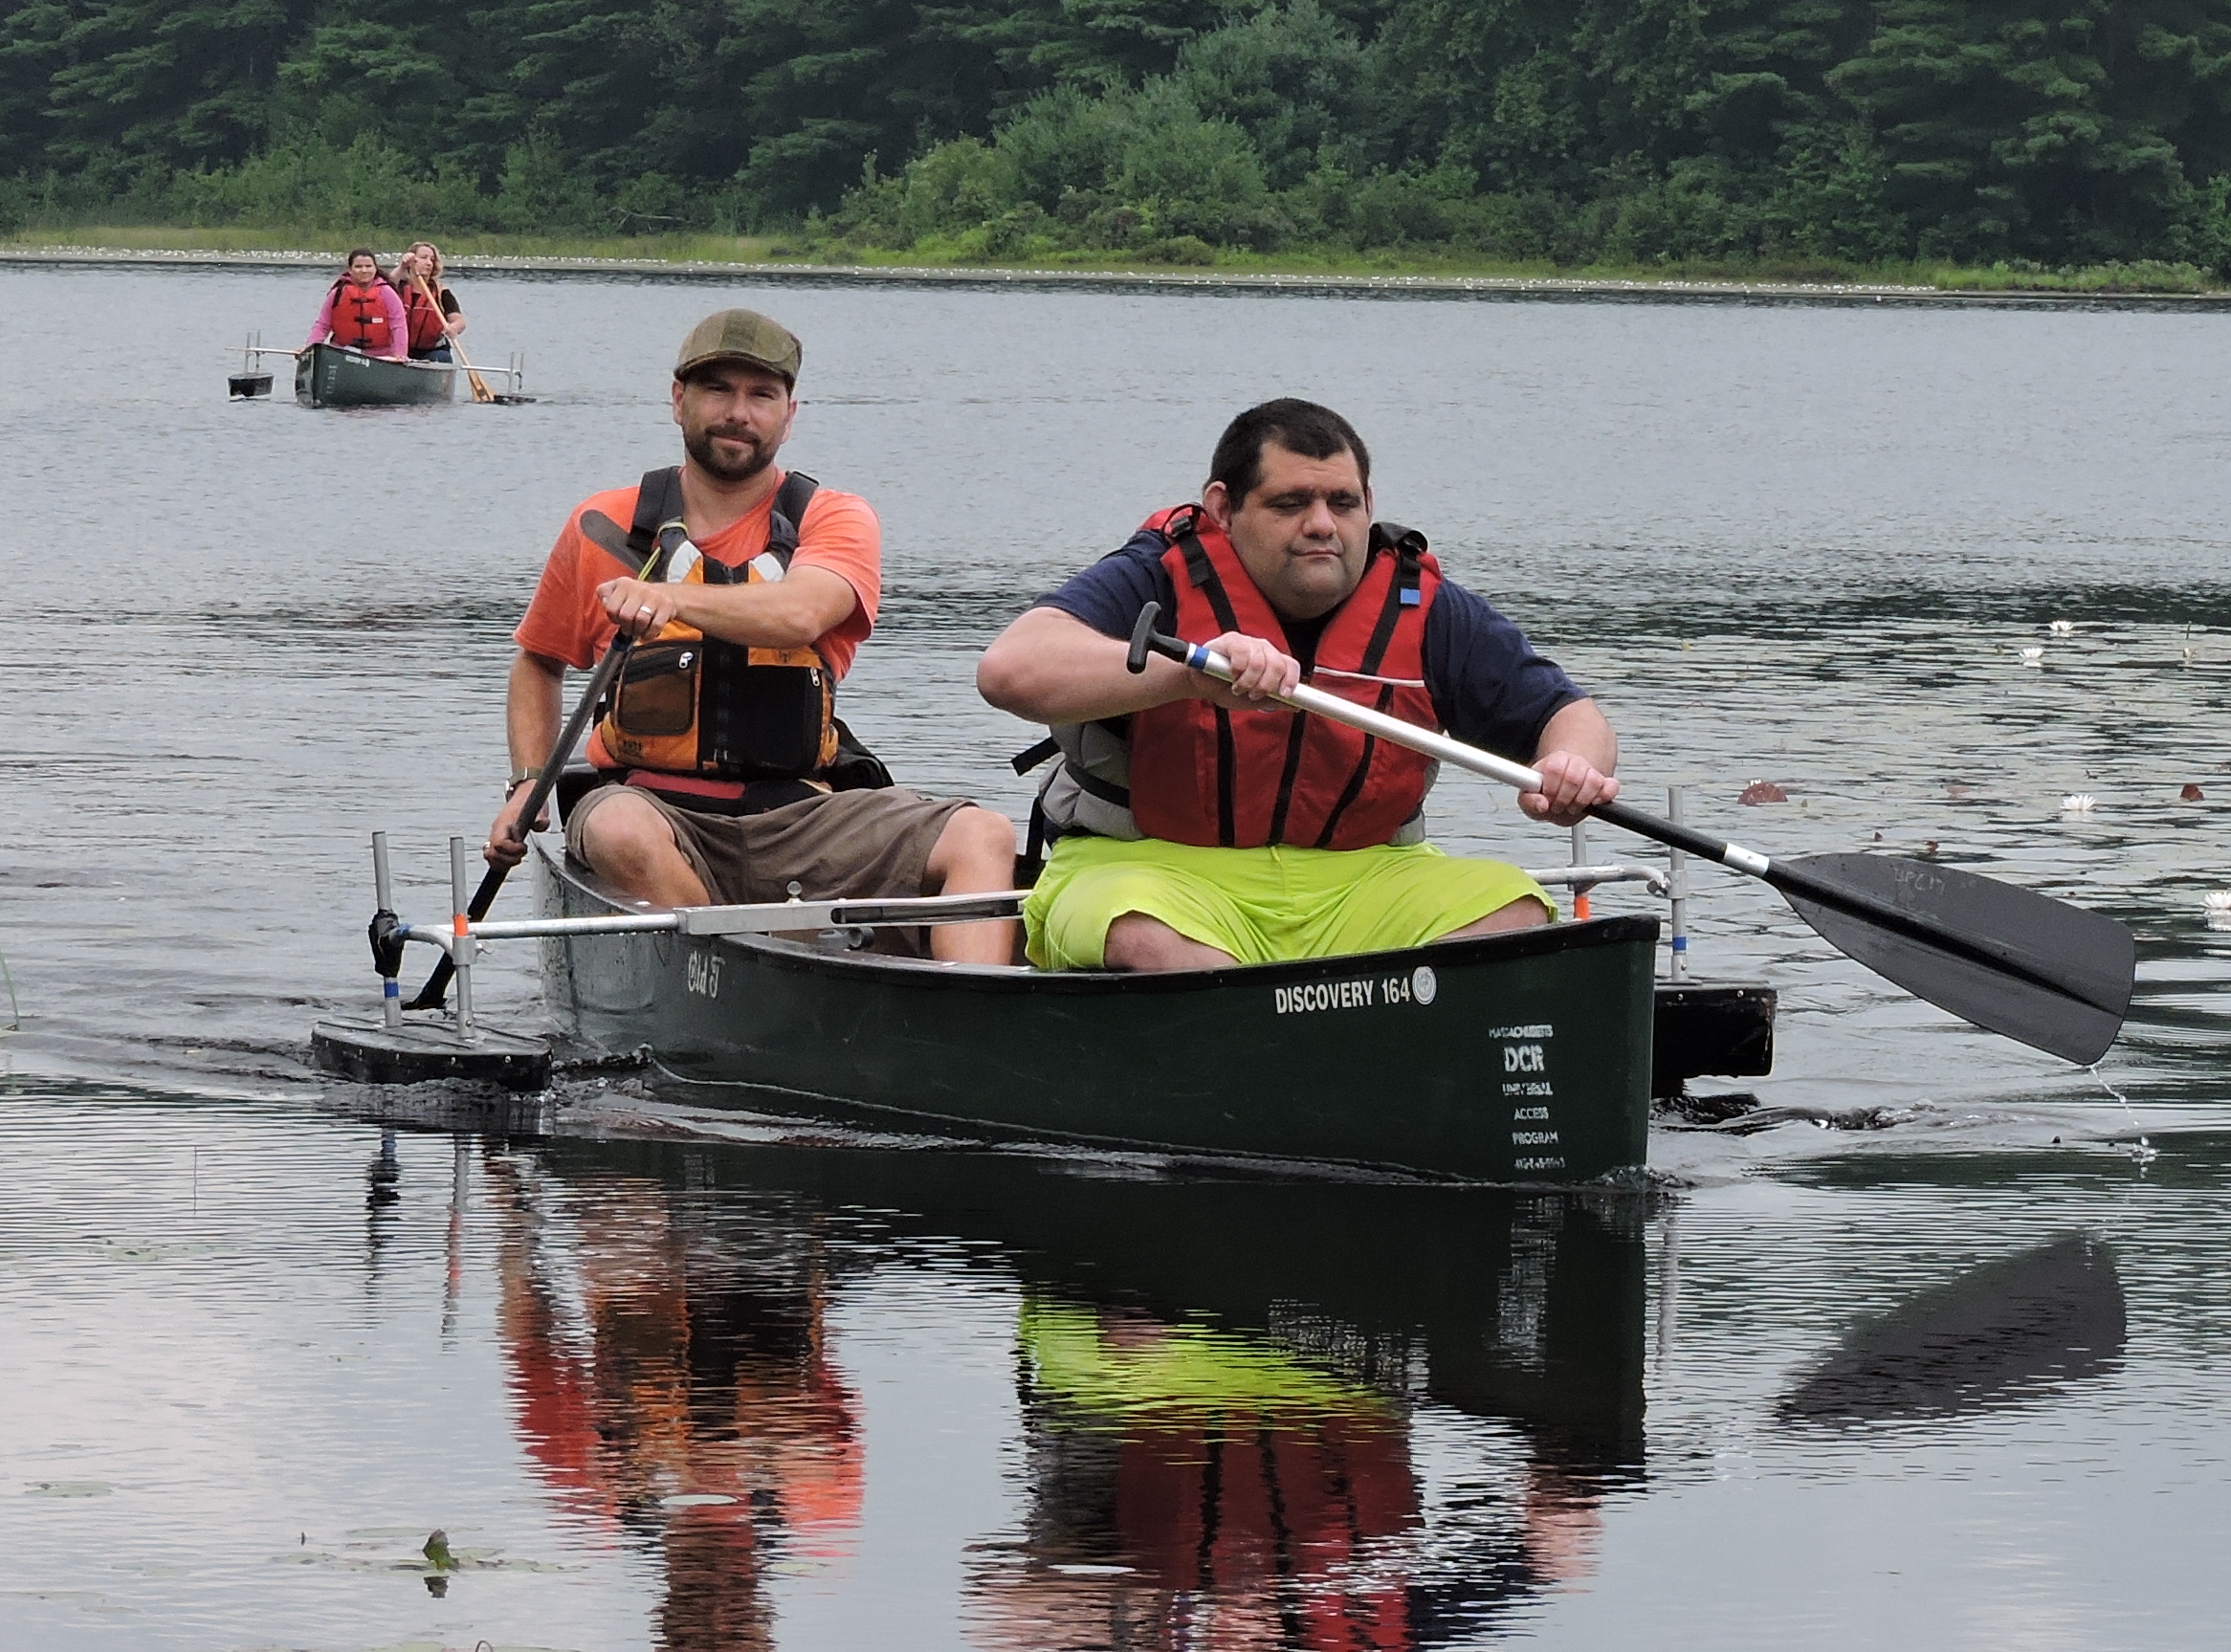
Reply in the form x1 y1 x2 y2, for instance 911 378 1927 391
1035 529 1587 762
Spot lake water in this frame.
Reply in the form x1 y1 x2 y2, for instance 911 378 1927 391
3 263 2229 1648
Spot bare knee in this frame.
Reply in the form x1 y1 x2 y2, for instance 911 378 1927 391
1103 913 1234 972
1441 894 1553 940
926 806 1016 891
922 807 1018 964
579 794 666 871
579 795 706 904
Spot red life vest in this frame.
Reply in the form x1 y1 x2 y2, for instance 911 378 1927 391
402 281 450 353
328 277 393 352
1125 505 1442 850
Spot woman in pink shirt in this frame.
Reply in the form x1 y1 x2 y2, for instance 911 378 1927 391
305 249 409 360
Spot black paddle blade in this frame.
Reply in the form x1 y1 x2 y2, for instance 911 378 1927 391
1774 853 2133 1065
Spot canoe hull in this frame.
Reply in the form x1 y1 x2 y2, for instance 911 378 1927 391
535 846 1656 1182
294 341 454 407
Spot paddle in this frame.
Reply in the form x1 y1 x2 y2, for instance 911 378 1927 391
412 273 494 403
405 537 669 1011
1124 605 2135 1065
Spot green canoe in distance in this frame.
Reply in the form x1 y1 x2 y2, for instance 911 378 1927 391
294 341 455 407
535 842 1656 1183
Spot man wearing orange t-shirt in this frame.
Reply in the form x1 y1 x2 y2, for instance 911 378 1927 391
486 309 1016 964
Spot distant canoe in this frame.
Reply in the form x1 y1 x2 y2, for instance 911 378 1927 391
294 341 455 408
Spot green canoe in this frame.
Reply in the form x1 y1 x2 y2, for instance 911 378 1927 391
533 841 1662 1183
294 341 455 407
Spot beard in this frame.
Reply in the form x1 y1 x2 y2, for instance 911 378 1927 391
683 421 776 485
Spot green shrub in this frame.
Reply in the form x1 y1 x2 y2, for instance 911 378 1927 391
1137 234 1216 264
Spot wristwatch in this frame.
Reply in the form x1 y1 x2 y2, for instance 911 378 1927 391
507 765 541 791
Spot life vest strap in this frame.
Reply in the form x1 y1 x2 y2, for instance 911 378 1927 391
1314 681 1396 848
1263 713 1310 847
621 769 828 816
1358 526 1425 678
1168 527 1242 846
1062 760 1131 807
626 466 821 577
1011 735 1061 775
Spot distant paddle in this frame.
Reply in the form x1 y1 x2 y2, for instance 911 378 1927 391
413 273 494 403
1126 606 2134 1064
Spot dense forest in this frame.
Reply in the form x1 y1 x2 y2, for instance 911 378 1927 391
5 1 2231 270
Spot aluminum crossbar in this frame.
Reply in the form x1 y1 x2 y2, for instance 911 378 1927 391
387 864 1665 951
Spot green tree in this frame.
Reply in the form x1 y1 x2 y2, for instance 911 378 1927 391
1174 0 1370 187
272 0 478 158
1830 0 2189 260
35 0 313 171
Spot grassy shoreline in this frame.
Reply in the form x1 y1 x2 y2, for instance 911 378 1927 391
8 223 2229 297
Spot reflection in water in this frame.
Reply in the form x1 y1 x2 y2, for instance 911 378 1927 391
971 1297 1421 1649
1778 1233 2126 1427
13 1086 2224 1651
489 1150 864 1652
364 1124 402 1287
475 1136 1648 1649
955 1177 1649 1651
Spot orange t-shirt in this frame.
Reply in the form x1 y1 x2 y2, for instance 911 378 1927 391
514 468 881 679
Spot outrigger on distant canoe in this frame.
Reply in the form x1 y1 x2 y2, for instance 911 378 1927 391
227 337 527 407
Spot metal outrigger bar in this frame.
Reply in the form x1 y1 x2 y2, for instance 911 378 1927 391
308 829 1673 1093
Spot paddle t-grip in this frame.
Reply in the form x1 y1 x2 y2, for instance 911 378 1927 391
1126 603 1209 677
1126 603 1160 673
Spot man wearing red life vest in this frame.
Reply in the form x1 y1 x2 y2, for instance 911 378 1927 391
978 399 1618 971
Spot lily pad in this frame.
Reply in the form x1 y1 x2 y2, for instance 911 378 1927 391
99 1241 210 1263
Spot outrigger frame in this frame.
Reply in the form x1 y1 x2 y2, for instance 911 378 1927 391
310 827 1677 1092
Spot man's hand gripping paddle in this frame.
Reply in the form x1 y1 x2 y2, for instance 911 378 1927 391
1125 604 2135 1064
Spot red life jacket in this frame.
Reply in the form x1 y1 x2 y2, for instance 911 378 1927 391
1125 505 1442 850
402 281 450 352
328 277 393 352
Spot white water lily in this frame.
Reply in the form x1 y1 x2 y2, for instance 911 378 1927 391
2061 793 2096 812
2049 619 2075 636
2019 646 2045 666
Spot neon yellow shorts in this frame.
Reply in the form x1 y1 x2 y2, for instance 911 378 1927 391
1024 835 1555 970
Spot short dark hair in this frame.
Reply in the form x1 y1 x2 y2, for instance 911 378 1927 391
1208 399 1371 505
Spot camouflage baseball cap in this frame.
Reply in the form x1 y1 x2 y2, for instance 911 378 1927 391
674 309 803 385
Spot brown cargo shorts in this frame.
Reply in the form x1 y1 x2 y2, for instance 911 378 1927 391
565 782 972 954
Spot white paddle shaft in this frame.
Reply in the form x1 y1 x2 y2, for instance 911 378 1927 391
1173 639 1546 792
